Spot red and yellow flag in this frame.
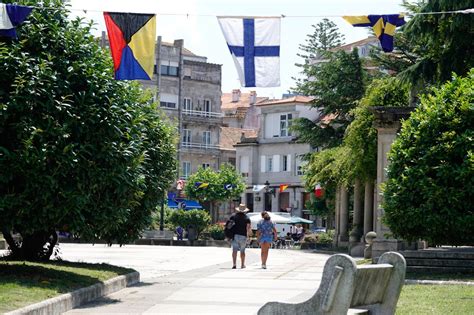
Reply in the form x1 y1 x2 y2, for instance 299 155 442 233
279 184 289 192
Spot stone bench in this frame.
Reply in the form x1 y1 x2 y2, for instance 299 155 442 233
258 252 406 315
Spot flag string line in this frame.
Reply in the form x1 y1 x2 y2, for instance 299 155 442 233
20 5 474 18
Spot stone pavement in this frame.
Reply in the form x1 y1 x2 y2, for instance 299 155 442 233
58 243 330 314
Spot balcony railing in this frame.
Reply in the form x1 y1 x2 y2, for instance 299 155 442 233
181 142 220 150
182 109 223 118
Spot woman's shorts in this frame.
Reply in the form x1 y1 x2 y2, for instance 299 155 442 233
259 235 273 244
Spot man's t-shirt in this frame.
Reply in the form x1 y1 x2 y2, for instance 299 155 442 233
230 212 251 237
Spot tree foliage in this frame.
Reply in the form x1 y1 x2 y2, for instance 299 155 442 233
293 49 366 148
383 71 474 245
399 0 474 86
168 209 211 239
184 164 245 203
0 0 177 260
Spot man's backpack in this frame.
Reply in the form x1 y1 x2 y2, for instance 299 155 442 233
224 218 236 240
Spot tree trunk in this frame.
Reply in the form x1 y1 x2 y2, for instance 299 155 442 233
2 229 58 261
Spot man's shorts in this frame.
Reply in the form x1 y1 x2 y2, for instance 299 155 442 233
232 234 247 252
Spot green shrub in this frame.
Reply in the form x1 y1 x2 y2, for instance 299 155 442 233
383 71 474 245
168 209 211 239
317 230 335 244
206 224 225 240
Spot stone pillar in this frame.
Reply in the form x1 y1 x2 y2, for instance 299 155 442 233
370 106 415 258
339 185 349 244
351 178 363 240
363 180 374 237
333 185 340 245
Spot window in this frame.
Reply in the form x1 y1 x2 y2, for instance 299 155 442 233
182 161 191 179
202 163 210 169
203 100 211 115
182 129 191 144
296 155 305 175
183 98 192 111
202 131 211 146
280 113 293 137
267 156 273 172
160 93 178 109
240 155 249 177
282 154 291 172
161 65 179 76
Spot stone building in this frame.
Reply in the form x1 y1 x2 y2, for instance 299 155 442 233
221 89 268 129
235 96 320 220
140 40 223 180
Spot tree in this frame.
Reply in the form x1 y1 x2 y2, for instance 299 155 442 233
293 49 366 148
295 18 345 62
383 71 474 245
398 1 473 87
168 209 211 240
0 0 177 260
184 164 245 221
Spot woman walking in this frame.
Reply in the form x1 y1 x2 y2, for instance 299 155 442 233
256 211 278 269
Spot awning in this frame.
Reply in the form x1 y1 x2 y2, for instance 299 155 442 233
167 199 203 210
288 216 313 224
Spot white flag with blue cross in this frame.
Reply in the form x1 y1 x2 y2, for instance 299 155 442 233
217 16 280 87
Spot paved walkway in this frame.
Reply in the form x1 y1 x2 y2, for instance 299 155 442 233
58 243 330 314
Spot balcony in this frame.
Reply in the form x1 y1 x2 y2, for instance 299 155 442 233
182 109 223 123
181 142 220 151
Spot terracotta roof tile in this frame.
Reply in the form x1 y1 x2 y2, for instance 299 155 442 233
220 127 258 150
257 96 314 106
221 92 268 110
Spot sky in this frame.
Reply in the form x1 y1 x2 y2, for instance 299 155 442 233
68 0 405 98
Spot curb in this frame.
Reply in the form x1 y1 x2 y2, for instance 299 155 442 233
405 279 474 286
5 271 140 315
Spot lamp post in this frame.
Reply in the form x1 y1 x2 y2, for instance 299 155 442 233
263 180 275 212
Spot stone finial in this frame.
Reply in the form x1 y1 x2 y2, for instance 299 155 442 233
249 91 257 104
365 231 377 245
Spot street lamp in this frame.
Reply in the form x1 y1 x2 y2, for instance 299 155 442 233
264 180 275 197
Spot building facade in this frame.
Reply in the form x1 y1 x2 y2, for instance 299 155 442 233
235 96 320 220
140 40 223 180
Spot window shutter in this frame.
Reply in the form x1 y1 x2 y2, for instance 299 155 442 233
273 155 280 172
260 155 266 173
287 154 292 173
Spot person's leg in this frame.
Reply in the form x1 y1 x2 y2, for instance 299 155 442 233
232 250 237 268
240 250 246 268
261 243 270 267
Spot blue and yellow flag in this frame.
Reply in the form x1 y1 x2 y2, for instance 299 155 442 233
343 15 405 52
194 182 209 189
104 12 156 80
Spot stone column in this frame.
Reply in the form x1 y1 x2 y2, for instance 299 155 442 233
339 185 349 244
363 180 374 237
370 106 415 258
333 185 340 245
351 178 364 241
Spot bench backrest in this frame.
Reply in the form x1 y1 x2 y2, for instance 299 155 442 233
257 251 406 315
350 252 406 315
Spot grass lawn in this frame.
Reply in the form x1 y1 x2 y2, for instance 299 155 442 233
0 260 135 313
396 284 474 314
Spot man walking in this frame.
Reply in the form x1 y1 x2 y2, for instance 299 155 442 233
229 204 251 269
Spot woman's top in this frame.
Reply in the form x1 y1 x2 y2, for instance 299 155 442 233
257 219 275 239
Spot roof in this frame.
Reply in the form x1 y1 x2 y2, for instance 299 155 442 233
257 96 314 106
330 37 380 53
220 127 258 150
221 92 268 110
161 41 198 57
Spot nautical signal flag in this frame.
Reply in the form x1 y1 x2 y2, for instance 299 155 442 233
343 15 405 52
217 17 280 87
224 184 236 190
314 183 324 198
0 3 33 39
103 12 156 80
279 184 289 192
194 182 209 189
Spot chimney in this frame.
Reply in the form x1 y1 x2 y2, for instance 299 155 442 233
232 89 241 102
249 91 257 104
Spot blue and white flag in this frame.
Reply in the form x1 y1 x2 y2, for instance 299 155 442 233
0 3 33 39
218 16 280 87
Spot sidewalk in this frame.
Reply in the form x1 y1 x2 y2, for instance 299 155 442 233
59 244 330 314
